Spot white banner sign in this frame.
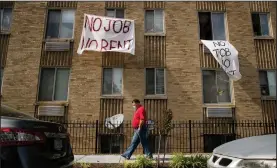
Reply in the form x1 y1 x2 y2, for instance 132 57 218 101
77 14 135 55
201 40 242 81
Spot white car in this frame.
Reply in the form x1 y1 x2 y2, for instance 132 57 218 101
207 134 276 168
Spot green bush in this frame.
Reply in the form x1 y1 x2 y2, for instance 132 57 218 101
124 155 155 168
169 153 209 168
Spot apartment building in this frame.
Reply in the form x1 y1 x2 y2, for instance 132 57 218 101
0 1 276 124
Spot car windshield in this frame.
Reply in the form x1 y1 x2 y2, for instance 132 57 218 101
1 105 35 120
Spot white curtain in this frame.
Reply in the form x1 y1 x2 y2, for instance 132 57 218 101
60 10 75 38
267 71 276 96
112 68 123 95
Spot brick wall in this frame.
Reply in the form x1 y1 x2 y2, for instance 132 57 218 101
1 2 276 121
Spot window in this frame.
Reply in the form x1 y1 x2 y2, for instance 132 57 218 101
102 68 123 95
38 68 70 101
145 9 164 33
259 70 276 97
202 70 231 103
251 13 270 37
45 9 75 39
198 12 226 40
0 8 12 32
106 9 124 18
145 68 165 95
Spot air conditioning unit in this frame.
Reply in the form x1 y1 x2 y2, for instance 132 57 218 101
45 41 70 51
206 107 233 118
37 106 65 117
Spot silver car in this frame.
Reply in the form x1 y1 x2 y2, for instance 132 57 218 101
207 134 276 168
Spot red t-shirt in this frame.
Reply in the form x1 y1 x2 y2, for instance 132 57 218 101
132 105 146 129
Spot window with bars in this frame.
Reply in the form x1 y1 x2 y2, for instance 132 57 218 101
202 70 231 104
145 68 165 95
45 9 75 39
38 68 70 101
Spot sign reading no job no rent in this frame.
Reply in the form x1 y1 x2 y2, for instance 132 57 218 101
77 14 135 55
201 40 242 81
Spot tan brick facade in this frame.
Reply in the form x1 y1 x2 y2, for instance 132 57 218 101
0 1 276 122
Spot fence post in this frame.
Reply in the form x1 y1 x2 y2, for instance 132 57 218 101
232 119 236 139
189 120 192 153
95 120 99 154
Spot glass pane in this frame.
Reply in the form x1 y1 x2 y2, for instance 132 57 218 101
54 68 70 101
259 71 269 96
103 68 113 95
46 10 61 38
198 12 212 40
251 13 261 36
2 8 12 31
260 14 269 36
267 71 276 96
154 9 164 32
60 10 75 38
156 69 165 94
112 68 123 94
202 70 217 103
211 13 226 40
106 9 116 18
38 68 55 101
145 10 154 32
116 9 124 18
217 71 231 103
146 68 155 95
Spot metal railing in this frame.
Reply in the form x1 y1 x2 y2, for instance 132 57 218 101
57 120 275 155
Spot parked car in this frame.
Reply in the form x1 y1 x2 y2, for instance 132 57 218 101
0 105 74 168
207 134 276 168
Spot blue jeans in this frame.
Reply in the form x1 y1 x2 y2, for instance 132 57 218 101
122 127 152 159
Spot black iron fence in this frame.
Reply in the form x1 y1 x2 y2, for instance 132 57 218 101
59 120 275 155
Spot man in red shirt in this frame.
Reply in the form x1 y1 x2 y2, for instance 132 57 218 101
121 99 153 160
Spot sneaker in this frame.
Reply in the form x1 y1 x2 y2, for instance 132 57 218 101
121 154 130 160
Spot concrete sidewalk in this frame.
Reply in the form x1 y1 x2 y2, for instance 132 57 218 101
74 155 173 163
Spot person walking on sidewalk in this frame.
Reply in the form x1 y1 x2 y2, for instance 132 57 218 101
121 99 153 160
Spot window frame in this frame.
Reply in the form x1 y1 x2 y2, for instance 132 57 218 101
44 9 76 40
105 8 125 18
144 9 165 34
197 12 227 40
259 70 276 98
145 68 166 96
101 67 123 96
37 67 71 102
251 12 272 37
201 69 233 105
0 67 3 94
0 7 13 33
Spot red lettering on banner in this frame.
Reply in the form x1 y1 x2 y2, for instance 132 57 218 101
89 40 98 48
104 19 112 32
101 39 109 51
110 40 117 50
85 38 91 48
84 15 93 32
123 21 131 33
113 20 123 33
93 17 102 32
